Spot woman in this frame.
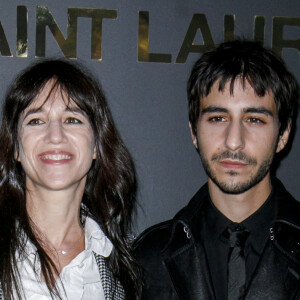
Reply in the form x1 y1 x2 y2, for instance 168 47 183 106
0 59 139 299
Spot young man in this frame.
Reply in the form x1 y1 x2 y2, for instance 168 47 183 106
134 40 300 300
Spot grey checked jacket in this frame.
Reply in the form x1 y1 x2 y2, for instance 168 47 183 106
94 252 125 300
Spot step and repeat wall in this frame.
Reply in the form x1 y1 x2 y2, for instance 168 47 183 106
0 0 299 233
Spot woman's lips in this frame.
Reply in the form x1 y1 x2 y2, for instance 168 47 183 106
38 150 73 164
219 160 248 169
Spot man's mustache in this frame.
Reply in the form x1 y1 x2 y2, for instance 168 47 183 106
211 151 257 165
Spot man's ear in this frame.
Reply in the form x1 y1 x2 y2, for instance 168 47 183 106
189 122 198 149
276 123 291 153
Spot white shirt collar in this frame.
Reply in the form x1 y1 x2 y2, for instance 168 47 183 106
84 216 113 257
17 216 113 261
15 216 110 300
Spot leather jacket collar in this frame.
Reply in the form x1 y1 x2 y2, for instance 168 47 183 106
162 178 300 300
165 178 300 250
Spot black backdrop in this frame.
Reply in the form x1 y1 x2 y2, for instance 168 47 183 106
0 0 299 233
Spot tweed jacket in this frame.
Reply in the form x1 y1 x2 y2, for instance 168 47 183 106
93 253 125 300
0 252 124 300
134 178 300 299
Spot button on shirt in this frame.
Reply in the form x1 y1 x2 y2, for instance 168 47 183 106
14 217 113 299
200 188 276 300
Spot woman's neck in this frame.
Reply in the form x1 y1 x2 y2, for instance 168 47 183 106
25 181 85 248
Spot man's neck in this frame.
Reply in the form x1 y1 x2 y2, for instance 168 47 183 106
208 175 272 223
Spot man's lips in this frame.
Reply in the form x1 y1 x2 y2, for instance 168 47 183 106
38 150 73 164
219 160 248 169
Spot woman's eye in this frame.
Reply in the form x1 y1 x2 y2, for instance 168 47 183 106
65 118 82 124
27 119 44 126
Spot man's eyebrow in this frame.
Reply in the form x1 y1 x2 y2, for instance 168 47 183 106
201 106 274 117
243 107 274 117
201 106 228 114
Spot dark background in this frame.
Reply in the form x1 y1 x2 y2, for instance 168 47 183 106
0 1 299 234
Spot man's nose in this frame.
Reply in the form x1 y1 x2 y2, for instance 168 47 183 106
224 120 245 151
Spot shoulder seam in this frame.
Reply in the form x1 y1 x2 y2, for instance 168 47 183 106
133 220 172 247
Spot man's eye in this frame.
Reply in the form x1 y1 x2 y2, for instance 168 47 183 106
209 116 226 122
27 119 44 126
65 118 82 124
247 117 265 124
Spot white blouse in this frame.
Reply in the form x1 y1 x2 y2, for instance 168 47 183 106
14 217 113 299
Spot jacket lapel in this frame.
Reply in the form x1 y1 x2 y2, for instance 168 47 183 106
162 185 215 300
93 252 125 300
245 241 300 299
164 240 215 300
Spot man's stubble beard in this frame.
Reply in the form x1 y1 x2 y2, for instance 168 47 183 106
199 149 274 195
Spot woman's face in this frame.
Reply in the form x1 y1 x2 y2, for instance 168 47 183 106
16 81 96 192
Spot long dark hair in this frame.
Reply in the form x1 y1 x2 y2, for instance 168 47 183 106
0 59 139 299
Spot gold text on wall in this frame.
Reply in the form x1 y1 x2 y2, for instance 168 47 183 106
0 6 299 63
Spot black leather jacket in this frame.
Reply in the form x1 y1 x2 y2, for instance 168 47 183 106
134 179 300 299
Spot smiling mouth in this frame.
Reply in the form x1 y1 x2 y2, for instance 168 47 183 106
41 154 71 161
39 150 73 164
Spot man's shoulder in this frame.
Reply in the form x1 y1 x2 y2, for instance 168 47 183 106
133 183 209 258
133 220 173 258
133 220 184 298
133 184 209 255
274 178 300 225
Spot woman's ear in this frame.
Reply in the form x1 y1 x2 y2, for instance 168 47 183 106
14 149 20 162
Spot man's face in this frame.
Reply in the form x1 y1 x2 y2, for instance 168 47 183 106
190 80 290 194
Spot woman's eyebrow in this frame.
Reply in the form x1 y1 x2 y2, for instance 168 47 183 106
22 108 43 120
65 106 87 116
22 106 87 121
66 107 81 112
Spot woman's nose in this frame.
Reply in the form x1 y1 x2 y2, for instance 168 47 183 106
43 121 67 144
